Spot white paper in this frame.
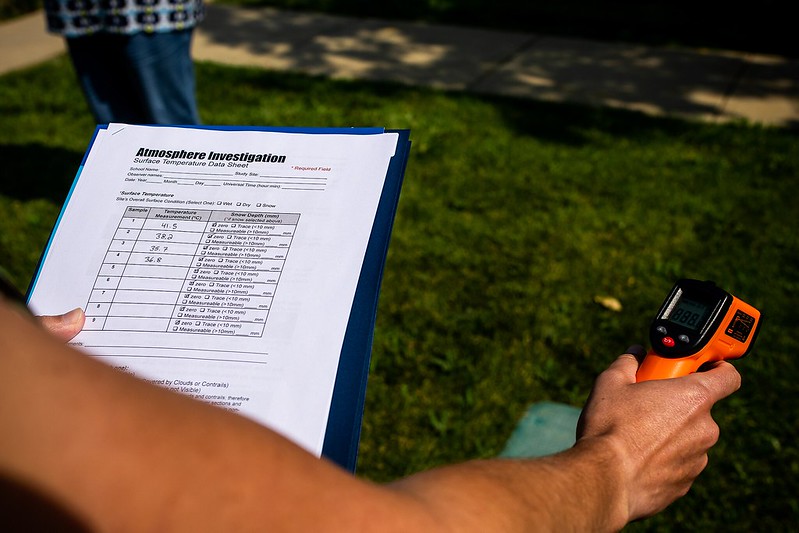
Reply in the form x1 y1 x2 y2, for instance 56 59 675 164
28 124 400 455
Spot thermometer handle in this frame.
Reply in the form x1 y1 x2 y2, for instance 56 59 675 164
636 350 707 382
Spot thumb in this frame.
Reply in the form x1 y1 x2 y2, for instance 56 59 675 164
689 360 742 403
38 308 85 342
605 345 648 383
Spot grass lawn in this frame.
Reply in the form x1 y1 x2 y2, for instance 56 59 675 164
1 56 798 530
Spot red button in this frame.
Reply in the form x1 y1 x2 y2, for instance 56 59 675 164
661 336 675 347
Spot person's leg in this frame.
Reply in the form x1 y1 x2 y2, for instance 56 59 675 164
65 34 148 124
124 29 201 125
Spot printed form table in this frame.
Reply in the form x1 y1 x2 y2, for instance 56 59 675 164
85 207 299 337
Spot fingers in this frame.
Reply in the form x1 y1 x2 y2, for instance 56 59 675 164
689 361 742 403
38 308 86 342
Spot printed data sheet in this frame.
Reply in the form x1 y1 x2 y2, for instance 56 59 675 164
28 124 401 455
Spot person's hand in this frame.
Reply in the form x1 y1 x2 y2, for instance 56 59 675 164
576 347 741 522
37 308 85 342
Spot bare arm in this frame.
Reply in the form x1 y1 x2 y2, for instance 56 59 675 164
388 353 740 531
0 301 739 532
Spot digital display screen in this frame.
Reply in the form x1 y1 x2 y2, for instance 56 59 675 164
667 297 709 331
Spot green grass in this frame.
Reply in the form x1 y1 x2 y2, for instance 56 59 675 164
2 56 798 530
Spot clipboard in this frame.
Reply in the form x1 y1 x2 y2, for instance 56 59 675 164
28 124 411 473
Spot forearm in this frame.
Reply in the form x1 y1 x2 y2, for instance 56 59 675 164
0 303 657 532
0 312 629 533
0 304 384 531
389 438 628 532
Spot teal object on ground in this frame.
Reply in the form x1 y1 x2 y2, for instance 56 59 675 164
500 402 582 458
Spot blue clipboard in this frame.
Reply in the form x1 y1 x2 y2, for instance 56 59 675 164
322 129 410 472
29 124 411 474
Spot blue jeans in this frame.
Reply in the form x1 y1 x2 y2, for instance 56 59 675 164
66 30 201 125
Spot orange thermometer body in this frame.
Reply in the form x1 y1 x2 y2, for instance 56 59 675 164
636 279 761 382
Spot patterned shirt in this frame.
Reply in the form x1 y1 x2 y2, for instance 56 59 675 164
44 0 204 37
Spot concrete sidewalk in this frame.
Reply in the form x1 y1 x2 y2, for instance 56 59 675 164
3 4 798 127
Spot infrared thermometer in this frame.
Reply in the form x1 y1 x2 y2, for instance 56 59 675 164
636 279 761 382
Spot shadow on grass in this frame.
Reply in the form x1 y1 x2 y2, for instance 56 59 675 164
0 143 83 203
197 2 799 131
477 91 704 144
196 60 715 148
217 0 797 58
